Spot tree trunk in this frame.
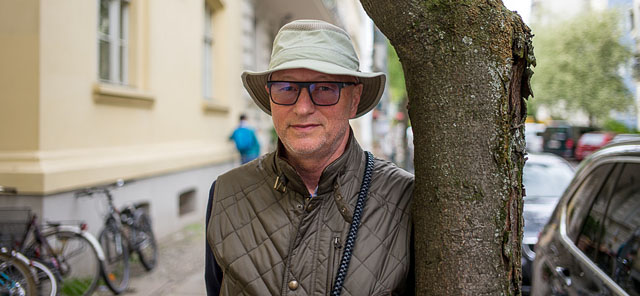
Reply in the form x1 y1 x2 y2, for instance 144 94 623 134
359 1 534 295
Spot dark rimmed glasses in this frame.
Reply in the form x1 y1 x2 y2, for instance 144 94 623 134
266 81 359 106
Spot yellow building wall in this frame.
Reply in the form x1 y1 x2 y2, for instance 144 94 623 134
0 0 246 194
0 0 40 151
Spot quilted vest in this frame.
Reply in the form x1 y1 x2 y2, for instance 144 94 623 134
207 136 413 295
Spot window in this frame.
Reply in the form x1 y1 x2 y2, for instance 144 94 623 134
98 0 129 85
179 189 197 216
595 163 640 295
575 164 622 266
574 162 640 295
202 2 214 100
200 0 227 113
566 163 614 239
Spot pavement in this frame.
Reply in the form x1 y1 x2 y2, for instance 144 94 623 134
95 222 207 296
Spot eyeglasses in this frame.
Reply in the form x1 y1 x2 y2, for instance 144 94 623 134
266 81 358 106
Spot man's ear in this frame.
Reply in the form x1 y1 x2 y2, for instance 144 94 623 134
349 84 363 118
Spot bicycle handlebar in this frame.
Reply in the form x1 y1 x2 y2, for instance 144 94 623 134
74 179 125 198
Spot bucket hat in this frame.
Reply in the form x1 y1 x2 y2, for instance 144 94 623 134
241 19 386 118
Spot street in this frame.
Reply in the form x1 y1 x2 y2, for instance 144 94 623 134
96 223 207 296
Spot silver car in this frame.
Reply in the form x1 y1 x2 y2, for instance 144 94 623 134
532 139 640 296
522 153 575 292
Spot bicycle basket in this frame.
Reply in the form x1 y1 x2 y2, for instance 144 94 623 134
0 207 31 249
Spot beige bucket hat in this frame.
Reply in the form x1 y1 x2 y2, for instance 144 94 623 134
241 19 386 118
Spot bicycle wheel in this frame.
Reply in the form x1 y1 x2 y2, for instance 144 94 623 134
133 211 157 271
37 231 100 296
0 252 37 296
99 222 129 294
31 259 58 296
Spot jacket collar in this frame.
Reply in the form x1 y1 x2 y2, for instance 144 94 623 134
272 129 365 197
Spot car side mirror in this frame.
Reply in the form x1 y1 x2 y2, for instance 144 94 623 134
536 132 544 136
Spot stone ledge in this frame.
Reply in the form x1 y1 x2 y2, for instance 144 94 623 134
93 83 155 108
202 101 230 114
0 142 237 195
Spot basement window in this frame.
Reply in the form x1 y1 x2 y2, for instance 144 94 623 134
178 189 196 216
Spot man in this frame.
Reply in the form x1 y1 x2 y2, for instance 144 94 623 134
229 114 260 164
206 19 413 295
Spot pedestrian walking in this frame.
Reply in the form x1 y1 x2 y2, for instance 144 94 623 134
229 114 260 164
205 19 414 296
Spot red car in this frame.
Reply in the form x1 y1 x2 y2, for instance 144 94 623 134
575 132 615 160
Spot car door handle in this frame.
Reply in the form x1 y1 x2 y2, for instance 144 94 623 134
555 266 572 287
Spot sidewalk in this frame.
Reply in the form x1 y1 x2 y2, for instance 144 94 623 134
105 223 207 296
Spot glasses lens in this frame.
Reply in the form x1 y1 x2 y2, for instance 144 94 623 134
270 82 300 105
310 82 340 105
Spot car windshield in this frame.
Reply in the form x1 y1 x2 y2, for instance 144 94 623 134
580 133 606 146
523 161 574 201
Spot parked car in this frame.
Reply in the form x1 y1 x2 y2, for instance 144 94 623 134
526 123 546 153
540 122 593 159
531 138 640 296
522 153 575 293
609 133 640 145
575 132 615 161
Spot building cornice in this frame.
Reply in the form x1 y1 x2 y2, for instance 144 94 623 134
0 141 235 195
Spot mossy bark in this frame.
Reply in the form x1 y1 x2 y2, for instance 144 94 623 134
359 0 534 295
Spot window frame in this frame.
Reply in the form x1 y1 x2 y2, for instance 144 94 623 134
202 1 215 100
200 0 229 113
98 0 130 85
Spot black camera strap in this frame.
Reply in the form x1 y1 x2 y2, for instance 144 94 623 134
331 151 374 296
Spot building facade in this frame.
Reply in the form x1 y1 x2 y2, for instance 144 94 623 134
0 0 381 238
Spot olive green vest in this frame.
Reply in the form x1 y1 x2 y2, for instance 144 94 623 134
207 137 413 295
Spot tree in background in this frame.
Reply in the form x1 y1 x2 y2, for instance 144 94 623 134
387 42 407 104
360 0 534 294
531 9 633 126
387 43 411 169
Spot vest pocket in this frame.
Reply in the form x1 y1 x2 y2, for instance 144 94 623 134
328 236 342 291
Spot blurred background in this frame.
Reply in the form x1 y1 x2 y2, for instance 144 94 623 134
0 0 639 293
1 0 392 239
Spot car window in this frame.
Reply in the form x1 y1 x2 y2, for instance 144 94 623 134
596 163 640 295
566 163 615 240
574 164 623 270
551 132 567 141
581 134 606 146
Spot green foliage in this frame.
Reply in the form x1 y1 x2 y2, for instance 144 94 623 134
61 278 94 296
530 9 634 126
387 42 407 104
603 118 638 133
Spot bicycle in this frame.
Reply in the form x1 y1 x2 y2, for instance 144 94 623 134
1 183 105 296
75 179 158 294
0 206 102 296
23 216 102 296
0 205 59 296
3 248 57 296
0 248 37 296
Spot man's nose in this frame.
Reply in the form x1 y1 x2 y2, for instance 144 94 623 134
293 87 315 114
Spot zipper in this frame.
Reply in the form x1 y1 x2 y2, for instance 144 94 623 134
328 236 342 292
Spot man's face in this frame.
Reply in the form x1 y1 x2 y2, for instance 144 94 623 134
268 68 362 158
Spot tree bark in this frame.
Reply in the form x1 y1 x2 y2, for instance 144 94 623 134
359 1 534 295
